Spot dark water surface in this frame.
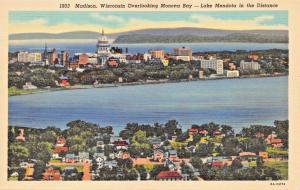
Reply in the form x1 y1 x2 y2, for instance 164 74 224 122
8 76 288 133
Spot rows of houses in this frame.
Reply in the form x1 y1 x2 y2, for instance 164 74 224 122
13 123 286 181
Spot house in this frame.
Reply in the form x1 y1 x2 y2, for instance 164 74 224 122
52 136 68 159
270 139 284 148
62 166 79 180
188 128 198 137
168 150 178 162
58 75 69 88
82 161 90 181
239 152 257 161
153 149 164 162
104 160 118 169
265 131 284 147
266 131 277 144
55 136 66 146
112 140 129 150
16 128 26 141
171 136 177 141
107 59 119 67
199 129 209 136
259 151 268 159
93 153 106 169
65 153 79 163
117 151 130 159
23 82 37 90
239 152 256 157
156 171 182 181
52 146 68 159
23 164 34 180
133 158 152 166
213 130 224 137
211 161 224 167
186 145 196 154
149 137 162 149
42 167 61 181
78 152 89 162
164 159 177 171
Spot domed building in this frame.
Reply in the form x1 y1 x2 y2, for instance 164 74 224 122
96 29 111 65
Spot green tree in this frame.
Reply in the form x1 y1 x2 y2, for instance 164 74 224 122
33 160 46 180
190 156 203 170
231 158 243 170
8 143 29 167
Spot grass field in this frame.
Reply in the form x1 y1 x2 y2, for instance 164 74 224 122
264 160 288 180
8 87 41 96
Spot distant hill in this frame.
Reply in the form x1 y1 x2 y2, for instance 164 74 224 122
114 33 288 43
9 27 288 43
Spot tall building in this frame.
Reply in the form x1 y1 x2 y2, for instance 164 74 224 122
149 49 164 59
173 47 192 59
96 29 111 66
240 60 261 71
49 48 58 65
200 59 224 75
17 52 42 63
58 51 69 66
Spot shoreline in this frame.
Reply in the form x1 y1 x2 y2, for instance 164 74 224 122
8 73 288 97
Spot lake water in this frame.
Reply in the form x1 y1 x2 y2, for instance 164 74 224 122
8 76 288 134
9 40 288 55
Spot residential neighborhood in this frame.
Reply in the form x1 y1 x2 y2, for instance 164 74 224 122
8 119 288 181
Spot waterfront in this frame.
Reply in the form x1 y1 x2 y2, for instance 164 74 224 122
9 40 288 55
8 76 288 133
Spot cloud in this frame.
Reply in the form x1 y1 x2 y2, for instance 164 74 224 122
254 15 274 23
12 18 48 25
188 14 286 30
90 13 124 23
9 13 287 34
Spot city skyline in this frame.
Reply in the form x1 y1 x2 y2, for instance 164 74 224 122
9 11 288 34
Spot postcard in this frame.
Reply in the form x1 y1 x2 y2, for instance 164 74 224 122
0 0 300 189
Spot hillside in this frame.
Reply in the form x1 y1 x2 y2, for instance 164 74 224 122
9 27 288 43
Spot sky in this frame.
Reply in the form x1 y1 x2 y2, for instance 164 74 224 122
9 11 288 34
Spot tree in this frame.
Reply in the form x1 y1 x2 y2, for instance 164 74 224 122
33 160 46 180
17 168 26 181
256 156 264 168
150 165 168 179
125 168 138 180
136 165 148 180
231 158 243 170
34 142 53 163
180 161 193 175
221 125 234 136
222 137 241 156
66 135 85 153
190 156 203 170
8 143 29 167
40 130 57 144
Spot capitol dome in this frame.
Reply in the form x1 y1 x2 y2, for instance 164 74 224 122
97 29 109 44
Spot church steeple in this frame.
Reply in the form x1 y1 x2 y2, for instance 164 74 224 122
43 43 48 59
102 29 104 35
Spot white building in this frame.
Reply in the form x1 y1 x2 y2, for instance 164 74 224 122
111 53 127 63
23 82 37 90
240 60 261 71
96 29 111 66
200 59 224 75
143 53 151 61
18 52 42 63
173 55 190 62
224 70 240 78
